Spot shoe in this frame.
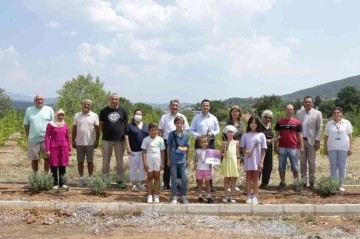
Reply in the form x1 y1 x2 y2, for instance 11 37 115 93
198 197 204 203
181 196 189 204
230 197 235 203
171 196 177 204
227 187 231 192
252 197 258 205
277 182 286 190
211 187 216 192
61 185 68 190
294 185 301 192
309 183 315 190
235 186 240 191
131 185 138 191
222 197 228 203
147 195 153 204
163 185 170 190
154 195 160 203
207 198 213 204
53 185 59 190
77 178 85 187
117 180 126 189
339 187 345 192
227 198 231 203
246 197 252 204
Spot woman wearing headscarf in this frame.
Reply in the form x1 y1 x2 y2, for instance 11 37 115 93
45 109 71 189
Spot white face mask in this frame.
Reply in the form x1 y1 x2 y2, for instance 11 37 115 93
134 115 142 122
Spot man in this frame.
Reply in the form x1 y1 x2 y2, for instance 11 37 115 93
274 104 304 192
23 94 54 173
190 99 220 192
296 96 323 190
158 99 190 190
99 93 128 188
72 99 100 187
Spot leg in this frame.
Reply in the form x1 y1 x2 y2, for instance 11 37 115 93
76 145 85 177
147 171 154 195
162 139 170 188
50 166 59 186
170 163 178 197
278 147 287 183
179 163 188 196
28 142 40 172
245 171 252 196
31 160 39 172
196 170 203 196
153 171 161 195
101 140 113 178
307 141 317 185
114 140 125 182
128 153 137 183
78 162 85 177
88 162 94 176
300 140 308 183
252 171 260 197
261 148 273 187
85 145 95 177
337 150 348 187
328 150 338 178
223 177 229 198
205 180 211 196
135 152 146 182
230 177 236 197
59 166 66 187
289 148 300 180
40 141 49 173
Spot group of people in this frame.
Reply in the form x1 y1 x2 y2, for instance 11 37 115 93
23 94 353 204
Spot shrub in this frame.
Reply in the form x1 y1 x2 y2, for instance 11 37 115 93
28 172 54 192
316 176 340 197
294 177 307 192
88 174 111 194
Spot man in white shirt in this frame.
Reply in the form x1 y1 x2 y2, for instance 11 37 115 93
190 99 220 191
72 99 100 186
158 99 190 190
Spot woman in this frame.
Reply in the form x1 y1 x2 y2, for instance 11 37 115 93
45 109 71 189
125 108 149 191
324 107 353 192
259 110 274 189
222 105 245 192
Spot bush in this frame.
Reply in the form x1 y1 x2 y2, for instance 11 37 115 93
294 177 307 192
28 172 54 192
88 174 111 194
316 176 340 197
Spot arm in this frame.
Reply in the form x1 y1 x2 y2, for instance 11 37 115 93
71 125 77 149
158 129 163 137
166 145 171 167
94 125 100 148
44 124 51 155
125 135 132 155
66 125 71 155
298 132 304 152
161 150 165 170
324 135 329 155
348 133 352 156
99 121 104 133
142 149 148 172
220 141 226 156
24 125 29 139
259 149 266 170
236 141 240 159
314 112 323 150
274 131 280 154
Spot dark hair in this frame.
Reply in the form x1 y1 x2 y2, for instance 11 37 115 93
201 99 211 106
228 105 242 121
246 116 262 132
333 107 343 114
303 96 313 102
198 135 209 147
169 99 180 106
148 122 158 131
174 115 184 124
132 108 143 122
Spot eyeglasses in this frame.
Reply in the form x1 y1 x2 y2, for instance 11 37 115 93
264 116 272 120
111 98 119 101
35 99 44 101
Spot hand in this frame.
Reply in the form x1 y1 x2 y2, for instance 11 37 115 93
194 162 198 168
324 149 328 156
46 151 50 157
206 132 213 137
245 150 253 156
94 141 99 149
315 142 320 150
348 150 352 156
258 163 264 170
126 148 132 155
237 165 241 172
161 163 164 171
300 145 304 152
167 160 171 167
266 140 272 145
71 141 76 149
144 164 149 172
275 147 279 154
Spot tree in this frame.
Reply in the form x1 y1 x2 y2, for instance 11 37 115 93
314 96 322 107
209 100 227 119
55 74 111 118
0 88 12 118
319 99 335 118
253 94 283 116
293 98 302 110
335 86 360 114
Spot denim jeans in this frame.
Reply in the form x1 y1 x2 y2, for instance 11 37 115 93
278 147 299 172
171 162 187 197
328 150 348 186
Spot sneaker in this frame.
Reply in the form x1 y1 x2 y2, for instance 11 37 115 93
198 197 204 203
277 182 286 190
117 180 126 189
211 187 216 192
77 178 85 187
207 198 213 204
154 195 160 203
181 196 189 204
339 187 345 192
246 197 252 204
131 185 138 191
252 197 258 205
61 185 68 190
227 187 231 192
222 197 228 203
171 196 177 204
163 185 170 190
147 195 153 204
235 186 240 191
53 185 59 190
230 197 235 203
309 183 315 190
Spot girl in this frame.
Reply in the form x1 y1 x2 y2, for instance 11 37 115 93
45 109 71 190
220 125 240 203
167 116 190 204
240 116 267 205
141 123 165 203
195 136 213 204
125 109 149 191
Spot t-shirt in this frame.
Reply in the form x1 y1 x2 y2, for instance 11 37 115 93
240 132 267 171
73 111 99 145
99 106 128 141
141 136 165 154
325 119 353 151
275 118 302 148
23 106 54 142
125 122 149 152
195 148 211 170
158 113 190 140
167 130 190 164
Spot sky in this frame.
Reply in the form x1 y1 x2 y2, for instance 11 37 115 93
0 0 360 104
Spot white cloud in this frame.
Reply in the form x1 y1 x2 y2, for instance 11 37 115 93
93 44 111 60
4 45 19 56
77 42 95 64
115 64 137 78
45 21 62 28
286 37 300 46
63 31 78 36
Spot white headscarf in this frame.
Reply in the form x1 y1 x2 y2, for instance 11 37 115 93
223 125 237 134
50 109 66 127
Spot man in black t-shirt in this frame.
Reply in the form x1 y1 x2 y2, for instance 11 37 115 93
99 93 128 188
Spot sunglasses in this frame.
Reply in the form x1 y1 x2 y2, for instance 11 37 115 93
264 116 272 120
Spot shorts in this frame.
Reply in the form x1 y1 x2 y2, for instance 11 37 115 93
278 147 299 172
27 141 47 160
195 169 212 180
146 153 161 172
76 145 95 162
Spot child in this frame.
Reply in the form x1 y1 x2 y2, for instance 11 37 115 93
195 136 213 204
220 125 240 203
240 116 267 205
141 122 165 203
45 109 71 190
167 116 190 204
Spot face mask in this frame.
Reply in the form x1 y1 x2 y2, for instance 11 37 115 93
134 115 142 121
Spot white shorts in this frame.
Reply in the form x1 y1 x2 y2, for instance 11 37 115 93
146 153 161 172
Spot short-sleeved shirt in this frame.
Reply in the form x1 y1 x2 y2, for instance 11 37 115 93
240 132 267 171
275 118 302 148
73 111 99 145
325 119 353 151
158 113 190 140
99 106 128 141
167 130 190 164
23 106 54 142
141 136 165 154
195 148 211 170
125 122 149 152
